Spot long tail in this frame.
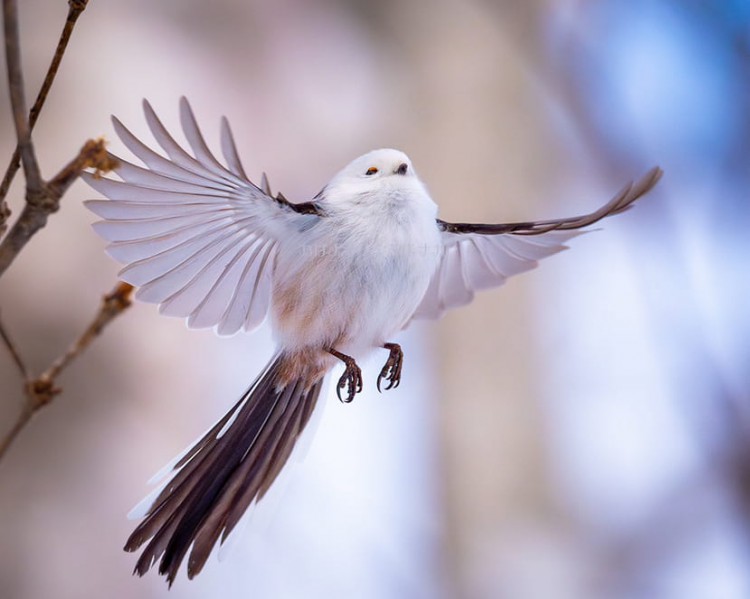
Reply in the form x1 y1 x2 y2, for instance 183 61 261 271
124 353 324 585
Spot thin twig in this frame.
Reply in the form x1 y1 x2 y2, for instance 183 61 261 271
0 402 34 462
43 282 134 382
0 282 134 463
3 0 43 193
0 138 118 277
0 0 90 233
0 310 29 378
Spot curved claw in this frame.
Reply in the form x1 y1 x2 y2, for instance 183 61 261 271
336 367 362 403
377 343 403 393
330 350 363 403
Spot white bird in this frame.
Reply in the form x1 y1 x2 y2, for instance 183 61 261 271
83 97 662 585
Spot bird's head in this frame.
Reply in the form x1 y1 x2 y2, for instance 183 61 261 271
320 149 424 206
343 148 413 180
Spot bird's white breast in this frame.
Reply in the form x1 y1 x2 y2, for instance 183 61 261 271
271 183 441 357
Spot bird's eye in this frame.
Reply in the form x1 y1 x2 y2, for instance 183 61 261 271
365 167 378 176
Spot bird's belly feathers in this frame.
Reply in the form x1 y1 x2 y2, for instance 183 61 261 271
271 211 440 356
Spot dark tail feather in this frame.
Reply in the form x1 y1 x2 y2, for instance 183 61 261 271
124 353 324 585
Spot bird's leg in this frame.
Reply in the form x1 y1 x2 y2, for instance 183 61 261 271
327 348 363 403
377 342 403 392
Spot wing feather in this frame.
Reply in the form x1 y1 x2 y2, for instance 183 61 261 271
411 231 578 321
158 234 259 318
187 237 264 329
86 200 224 220
412 167 661 322
85 99 318 334
130 227 245 299
178 97 241 183
220 116 249 180
112 116 229 190
91 212 232 244
84 174 230 203
143 100 236 185
461 237 503 291
109 155 226 194
218 240 275 335
243 242 275 331
437 243 474 309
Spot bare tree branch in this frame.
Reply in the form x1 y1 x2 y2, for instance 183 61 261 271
0 310 29 379
0 0 108 278
0 0 133 468
0 282 134 463
0 0 90 234
0 138 118 277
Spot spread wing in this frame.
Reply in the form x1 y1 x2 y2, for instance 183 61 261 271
412 167 663 320
84 97 321 336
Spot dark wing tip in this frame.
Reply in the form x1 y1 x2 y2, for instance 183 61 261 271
607 165 664 217
635 165 664 196
437 166 663 236
260 172 272 196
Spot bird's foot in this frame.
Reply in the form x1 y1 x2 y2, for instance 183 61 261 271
377 342 403 392
328 348 363 403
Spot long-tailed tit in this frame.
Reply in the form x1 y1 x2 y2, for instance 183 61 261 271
83 98 662 584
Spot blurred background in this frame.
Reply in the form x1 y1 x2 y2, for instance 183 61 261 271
1 1 748 597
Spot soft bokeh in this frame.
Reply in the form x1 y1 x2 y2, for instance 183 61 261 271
1 1 747 598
